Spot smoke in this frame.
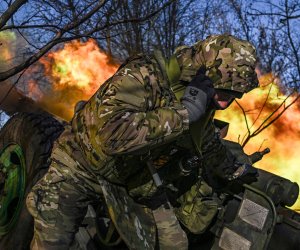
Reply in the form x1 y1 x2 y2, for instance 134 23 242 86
0 31 43 115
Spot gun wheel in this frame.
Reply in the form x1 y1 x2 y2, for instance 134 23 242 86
0 144 26 236
0 113 64 249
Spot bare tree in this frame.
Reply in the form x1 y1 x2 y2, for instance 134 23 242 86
0 0 175 82
248 0 300 89
212 0 300 147
236 89 300 147
97 0 202 59
97 0 237 59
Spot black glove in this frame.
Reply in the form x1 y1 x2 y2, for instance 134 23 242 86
228 163 259 184
181 67 215 123
188 67 215 100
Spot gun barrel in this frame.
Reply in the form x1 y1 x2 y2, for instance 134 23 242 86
247 148 299 206
249 147 270 164
262 148 271 155
252 169 299 206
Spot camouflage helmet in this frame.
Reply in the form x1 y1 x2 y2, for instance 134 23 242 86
175 34 259 93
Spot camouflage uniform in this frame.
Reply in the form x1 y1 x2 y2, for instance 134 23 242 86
26 35 258 249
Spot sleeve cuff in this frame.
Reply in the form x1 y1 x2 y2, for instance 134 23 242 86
176 107 190 131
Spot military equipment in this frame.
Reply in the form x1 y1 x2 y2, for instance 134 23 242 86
169 34 259 96
146 157 163 188
0 113 64 249
179 155 200 176
210 141 300 250
249 148 271 163
194 35 259 93
0 111 299 249
145 156 172 210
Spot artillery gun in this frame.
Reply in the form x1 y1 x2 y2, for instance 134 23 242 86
0 87 299 249
208 141 300 250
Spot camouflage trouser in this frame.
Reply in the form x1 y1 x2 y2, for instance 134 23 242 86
152 206 188 250
26 149 103 250
26 147 188 250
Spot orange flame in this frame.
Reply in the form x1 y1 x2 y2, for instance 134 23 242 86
215 73 300 210
34 39 118 120
0 31 17 69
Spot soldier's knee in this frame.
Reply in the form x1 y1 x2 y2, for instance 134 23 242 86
26 170 66 227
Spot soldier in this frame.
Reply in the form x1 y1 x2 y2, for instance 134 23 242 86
26 34 259 249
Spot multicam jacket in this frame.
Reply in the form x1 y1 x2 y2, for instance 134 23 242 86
72 53 187 178
72 34 258 198
69 35 259 246
71 54 230 197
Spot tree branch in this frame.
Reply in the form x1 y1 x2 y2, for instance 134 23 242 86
0 0 28 29
0 0 107 82
241 92 300 147
252 94 300 136
0 0 175 82
235 99 251 144
87 0 175 35
0 69 26 106
1 24 63 31
250 82 274 130
285 0 300 78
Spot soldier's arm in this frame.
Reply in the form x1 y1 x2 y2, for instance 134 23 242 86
96 64 190 156
201 121 237 181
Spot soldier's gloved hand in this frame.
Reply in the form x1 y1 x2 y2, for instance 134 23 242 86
181 67 215 123
228 163 259 184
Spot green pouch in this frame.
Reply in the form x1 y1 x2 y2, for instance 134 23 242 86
174 180 219 234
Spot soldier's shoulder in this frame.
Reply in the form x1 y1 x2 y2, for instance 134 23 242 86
114 53 159 82
118 53 154 70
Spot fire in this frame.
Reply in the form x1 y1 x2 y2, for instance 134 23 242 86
215 73 300 210
33 39 118 120
41 40 117 93
0 31 16 70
